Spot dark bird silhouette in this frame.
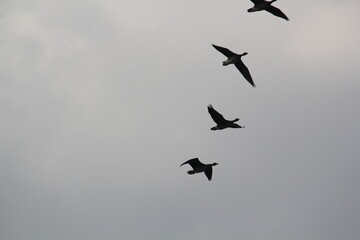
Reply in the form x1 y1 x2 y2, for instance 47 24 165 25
208 105 244 131
247 0 289 21
212 44 255 87
180 158 218 181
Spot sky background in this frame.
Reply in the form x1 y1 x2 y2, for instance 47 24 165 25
1 0 360 239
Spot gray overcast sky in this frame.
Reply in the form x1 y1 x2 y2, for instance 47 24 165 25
1 0 360 240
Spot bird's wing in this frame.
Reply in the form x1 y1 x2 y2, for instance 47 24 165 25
204 167 213 181
212 44 236 58
180 158 204 169
234 60 256 87
208 105 227 124
250 0 263 4
266 5 289 21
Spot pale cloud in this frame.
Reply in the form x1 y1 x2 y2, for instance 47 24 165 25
1 1 359 240
286 2 360 68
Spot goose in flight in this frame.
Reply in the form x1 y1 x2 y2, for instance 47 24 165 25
180 158 218 181
208 105 244 131
247 0 289 21
212 44 255 87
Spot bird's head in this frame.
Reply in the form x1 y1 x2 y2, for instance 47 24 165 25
241 52 248 56
212 162 218 166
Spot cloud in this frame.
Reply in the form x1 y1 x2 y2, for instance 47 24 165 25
1 1 360 240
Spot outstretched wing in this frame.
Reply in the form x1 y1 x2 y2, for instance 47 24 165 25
204 167 213 181
208 105 227 124
234 60 256 87
266 5 289 21
212 44 236 58
180 158 204 170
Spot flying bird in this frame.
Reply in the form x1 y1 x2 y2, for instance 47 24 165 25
212 44 255 87
247 0 289 21
208 105 244 131
180 158 218 181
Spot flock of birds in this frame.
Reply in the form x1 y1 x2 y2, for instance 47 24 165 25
180 0 289 181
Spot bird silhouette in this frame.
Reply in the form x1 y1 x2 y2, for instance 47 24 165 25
212 44 255 87
247 0 289 21
180 158 218 181
208 105 244 131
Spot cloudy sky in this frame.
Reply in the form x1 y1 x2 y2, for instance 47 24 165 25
1 0 360 239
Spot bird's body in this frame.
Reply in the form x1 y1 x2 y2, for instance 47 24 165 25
208 105 244 131
212 44 255 87
180 158 218 181
248 0 289 21
211 120 240 131
222 56 240 66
